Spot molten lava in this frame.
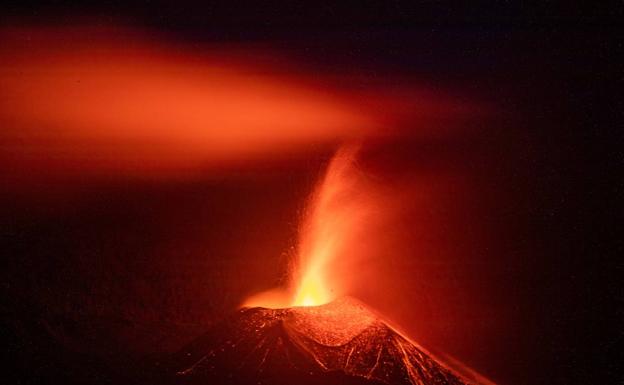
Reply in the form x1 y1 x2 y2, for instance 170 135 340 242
293 275 329 307
291 146 363 307
245 146 377 308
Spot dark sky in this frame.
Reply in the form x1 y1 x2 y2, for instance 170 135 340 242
1 2 622 385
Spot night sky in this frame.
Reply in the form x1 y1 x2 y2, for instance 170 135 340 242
1 2 622 385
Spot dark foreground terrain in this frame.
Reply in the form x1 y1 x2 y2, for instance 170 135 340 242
4 298 481 385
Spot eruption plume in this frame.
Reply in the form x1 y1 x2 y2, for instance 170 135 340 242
244 145 383 308
293 146 370 306
236 146 495 384
0 25 482 193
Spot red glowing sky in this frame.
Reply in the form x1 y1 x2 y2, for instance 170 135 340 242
0 25 484 184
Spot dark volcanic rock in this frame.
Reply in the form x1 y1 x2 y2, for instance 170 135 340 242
168 297 478 385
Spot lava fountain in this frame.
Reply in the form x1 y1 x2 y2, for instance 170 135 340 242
171 147 495 385
292 146 368 307
243 145 381 309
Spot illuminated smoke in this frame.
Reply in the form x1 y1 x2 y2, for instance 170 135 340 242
0 26 376 183
0 25 481 189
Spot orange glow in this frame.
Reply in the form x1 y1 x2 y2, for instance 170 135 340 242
0 25 484 188
290 146 365 306
0 24 500 385
0 26 491 324
0 26 377 183
292 275 330 307
244 145 380 308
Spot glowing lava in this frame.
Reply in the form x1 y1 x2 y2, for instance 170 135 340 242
291 147 361 307
245 146 372 308
293 275 330 307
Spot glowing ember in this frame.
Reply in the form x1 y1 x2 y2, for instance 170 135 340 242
170 297 490 385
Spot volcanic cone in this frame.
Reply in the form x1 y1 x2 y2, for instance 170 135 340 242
168 297 482 385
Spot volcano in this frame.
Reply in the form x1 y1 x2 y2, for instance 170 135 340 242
168 297 481 385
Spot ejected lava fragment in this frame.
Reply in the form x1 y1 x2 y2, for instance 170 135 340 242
168 297 478 385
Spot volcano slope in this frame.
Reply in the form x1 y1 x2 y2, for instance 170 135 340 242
167 297 479 385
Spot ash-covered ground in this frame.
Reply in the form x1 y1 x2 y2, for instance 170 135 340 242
169 297 482 385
